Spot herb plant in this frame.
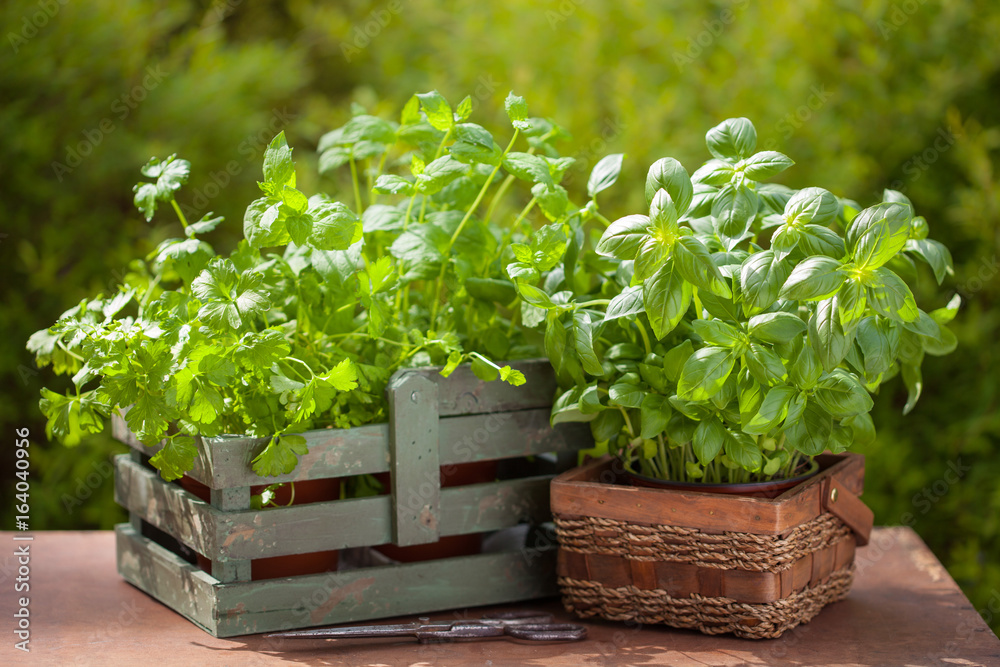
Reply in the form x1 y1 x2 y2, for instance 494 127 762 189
508 118 960 483
28 90 611 482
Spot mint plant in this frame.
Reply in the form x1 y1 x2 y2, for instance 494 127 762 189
28 91 610 482
508 118 960 483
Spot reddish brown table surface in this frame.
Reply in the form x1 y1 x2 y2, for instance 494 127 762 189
2 528 998 666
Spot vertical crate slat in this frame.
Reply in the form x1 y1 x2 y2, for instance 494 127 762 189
113 359 592 636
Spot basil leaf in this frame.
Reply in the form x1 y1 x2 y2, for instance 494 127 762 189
673 235 733 298
748 312 806 345
783 187 838 227
706 117 757 160
692 319 744 349
724 430 762 472
901 362 923 415
867 267 919 323
740 250 791 312
741 151 794 180
784 402 833 456
604 285 646 321
643 261 692 339
744 385 796 435
645 157 693 214
745 342 788 387
572 313 604 376
640 394 672 439
809 296 857 371
677 346 736 401
780 256 847 301
813 369 873 418
856 316 899 377
906 238 953 284
609 383 644 409
588 153 625 198
712 183 758 250
693 416 727 465
596 214 651 260
849 202 911 270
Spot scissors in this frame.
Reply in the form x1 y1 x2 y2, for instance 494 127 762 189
264 611 587 644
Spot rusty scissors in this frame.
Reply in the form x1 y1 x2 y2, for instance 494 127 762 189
264 611 587 644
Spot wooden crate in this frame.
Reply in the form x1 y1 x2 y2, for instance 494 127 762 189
551 453 875 639
112 359 592 637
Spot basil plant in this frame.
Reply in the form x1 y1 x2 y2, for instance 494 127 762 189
508 118 959 484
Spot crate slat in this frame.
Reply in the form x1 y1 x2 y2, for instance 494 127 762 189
388 372 442 546
212 548 558 637
116 454 555 560
404 358 558 416
116 523 218 633
112 408 588 489
116 522 558 637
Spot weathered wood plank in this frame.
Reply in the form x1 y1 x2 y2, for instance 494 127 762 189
388 372 441 547
118 454 556 560
212 548 559 637
115 454 219 557
115 523 220 635
113 409 591 488
397 358 557 416
438 411 590 466
551 454 867 536
438 477 551 536
209 487 252 582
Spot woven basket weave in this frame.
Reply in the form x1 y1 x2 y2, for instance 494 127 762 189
551 454 873 639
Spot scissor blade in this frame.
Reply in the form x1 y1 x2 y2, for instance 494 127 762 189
266 622 428 640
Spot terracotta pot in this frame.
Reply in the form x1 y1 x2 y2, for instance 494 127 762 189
620 459 821 500
176 476 340 580
373 460 498 562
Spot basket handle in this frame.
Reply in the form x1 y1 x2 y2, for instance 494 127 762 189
822 477 874 547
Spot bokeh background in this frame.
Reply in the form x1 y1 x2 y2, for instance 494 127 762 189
1 0 998 632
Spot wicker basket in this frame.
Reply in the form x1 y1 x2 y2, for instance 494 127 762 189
551 453 873 639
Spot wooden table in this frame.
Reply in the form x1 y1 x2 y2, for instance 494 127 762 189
2 528 998 666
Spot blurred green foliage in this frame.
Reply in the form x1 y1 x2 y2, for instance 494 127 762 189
1 0 997 632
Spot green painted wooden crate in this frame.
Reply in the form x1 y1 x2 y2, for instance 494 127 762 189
111 359 591 637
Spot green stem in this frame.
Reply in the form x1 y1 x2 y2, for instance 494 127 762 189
402 194 417 231
371 151 389 205
593 211 613 228
57 340 86 362
575 299 611 308
137 273 163 316
635 320 653 356
431 129 519 330
484 174 517 226
496 197 537 256
417 126 452 228
446 129 519 252
618 406 635 439
349 155 363 216
284 356 315 381
170 198 189 229
365 158 374 206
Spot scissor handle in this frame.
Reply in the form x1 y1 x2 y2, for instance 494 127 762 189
480 610 554 625
504 623 588 642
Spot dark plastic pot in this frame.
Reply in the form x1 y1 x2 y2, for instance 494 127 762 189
620 459 821 500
